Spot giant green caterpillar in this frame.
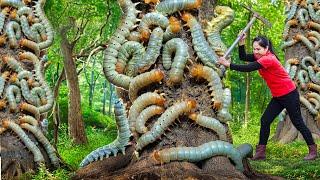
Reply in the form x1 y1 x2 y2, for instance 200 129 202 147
138 27 164 72
116 41 145 77
286 0 299 21
285 58 299 73
298 69 309 89
155 0 202 15
135 105 164 134
3 56 24 72
6 21 22 48
190 64 224 110
307 21 320 31
294 34 315 53
0 7 9 33
136 100 196 151
289 65 298 79
0 0 25 8
217 88 232 123
300 96 318 115
163 16 181 42
152 141 253 172
20 123 60 167
205 6 235 56
103 0 138 89
128 92 165 133
301 56 317 70
283 19 298 40
80 99 130 167
189 113 227 141
6 84 21 112
162 38 189 85
2 119 45 164
307 65 320 84
308 2 320 22
297 8 309 27
138 12 168 42
182 13 219 70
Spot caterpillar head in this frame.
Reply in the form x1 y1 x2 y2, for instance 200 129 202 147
189 64 204 78
9 73 18 83
169 16 181 33
19 39 28 47
144 0 159 4
1 119 10 128
293 34 303 41
152 150 162 164
181 13 194 27
1 7 10 15
115 62 125 74
186 0 202 9
9 9 17 19
166 75 183 87
152 69 165 82
140 29 150 42
1 71 10 80
188 113 198 121
186 99 197 110
155 96 166 106
23 0 32 5
2 55 11 64
213 101 222 110
0 99 7 110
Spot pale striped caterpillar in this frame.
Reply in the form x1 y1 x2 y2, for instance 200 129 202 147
308 82 320 92
307 31 320 46
205 6 235 56
285 58 299 73
283 19 298 40
286 0 299 21
19 115 39 126
31 23 47 42
301 56 317 70
128 92 165 132
20 39 40 57
294 34 315 53
31 87 47 105
300 96 318 115
17 70 33 80
163 16 181 42
37 83 53 113
189 113 227 141
20 15 39 42
307 21 320 31
17 6 32 16
6 21 22 48
136 100 196 151
20 102 40 121
308 2 320 22
306 92 320 103
80 99 131 167
138 27 164 72
129 69 164 101
182 13 219 70
289 65 298 79
117 41 145 77
152 141 253 172
9 72 19 85
138 12 168 42
298 69 309 89
2 119 45 164
190 64 223 110
297 8 309 27
20 79 39 106
0 0 25 8
0 7 9 32
308 36 320 50
155 0 202 15
162 38 189 85
135 105 164 134
307 65 320 84
6 85 21 112
20 123 60 167
281 39 298 50
316 51 320 64
217 88 232 123
103 0 138 89
3 56 24 72
34 0 54 50
308 97 320 109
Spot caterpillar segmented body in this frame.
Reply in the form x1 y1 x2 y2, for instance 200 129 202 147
35 0 54 49
80 99 130 167
20 15 39 42
128 92 165 132
152 141 252 172
286 0 299 21
298 8 309 27
0 0 25 8
2 120 45 164
17 6 32 16
138 12 168 42
289 65 298 79
128 31 141 42
301 56 317 70
281 39 298 49
307 66 320 84
0 7 9 32
20 123 60 167
163 16 181 42
308 97 320 109
205 6 235 56
135 105 164 134
308 36 320 50
308 3 320 22
283 19 298 40
155 0 202 15
298 69 309 89
20 39 40 57
308 21 320 31
6 85 21 112
20 79 38 106
129 69 164 101
20 102 40 120
138 27 164 72
3 56 24 72
300 96 318 115
307 92 320 104
189 113 227 141
285 58 299 73
103 0 138 90
117 41 145 77
190 64 223 110
182 13 219 70
136 100 196 151
295 34 315 53
19 115 38 126
162 38 189 85
308 82 320 93
217 88 232 122
6 21 21 48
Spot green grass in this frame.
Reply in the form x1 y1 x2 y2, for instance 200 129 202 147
230 120 320 180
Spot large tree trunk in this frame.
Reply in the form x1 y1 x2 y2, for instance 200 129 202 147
272 0 320 143
60 28 88 144
74 0 283 179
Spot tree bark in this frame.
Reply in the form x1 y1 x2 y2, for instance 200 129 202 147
60 26 87 144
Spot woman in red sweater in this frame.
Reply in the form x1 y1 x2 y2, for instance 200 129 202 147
218 35 318 161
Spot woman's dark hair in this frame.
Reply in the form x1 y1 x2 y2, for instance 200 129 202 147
253 36 280 60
